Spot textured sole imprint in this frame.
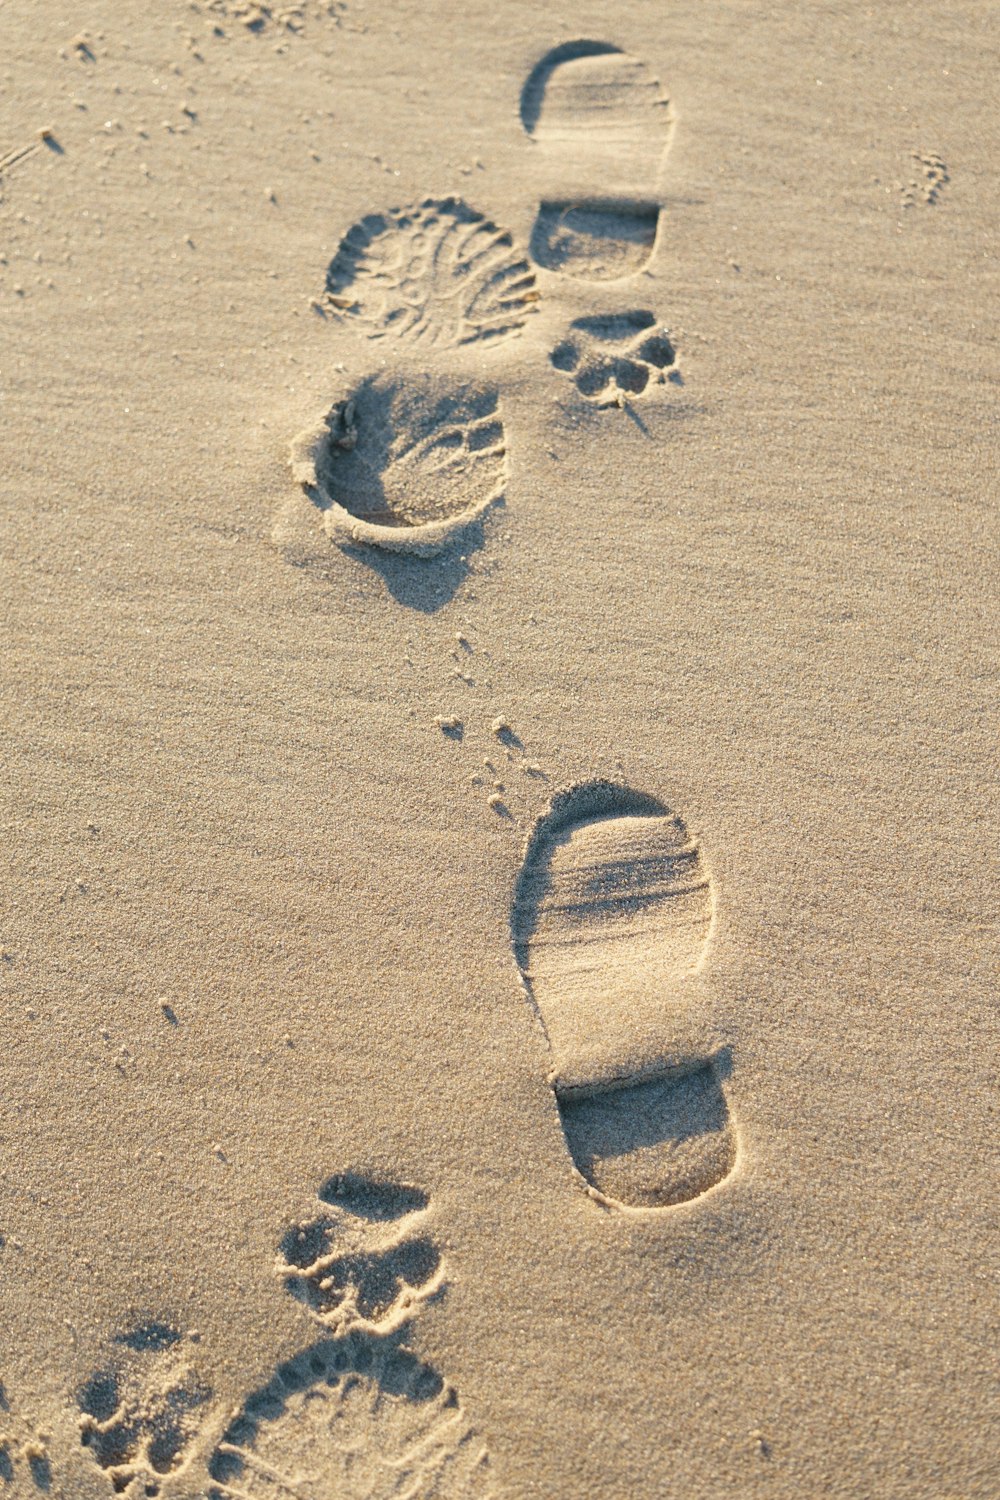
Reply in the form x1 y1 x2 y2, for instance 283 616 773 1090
325 197 538 348
289 372 505 556
207 1335 494 1500
278 1173 444 1337
551 309 677 403
76 1320 211 1496
512 782 735 1210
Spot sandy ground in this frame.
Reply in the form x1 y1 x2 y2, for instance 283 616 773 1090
1 2 998 1496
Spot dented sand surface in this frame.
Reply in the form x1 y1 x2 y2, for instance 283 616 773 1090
1 3 998 1497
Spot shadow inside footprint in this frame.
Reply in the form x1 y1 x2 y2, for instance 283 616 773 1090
77 1321 211 1496
315 374 505 533
531 201 659 280
278 1172 443 1335
27 1452 51 1491
550 310 679 406
317 1173 429 1220
558 1055 735 1210
513 781 738 1211
284 1237 442 1327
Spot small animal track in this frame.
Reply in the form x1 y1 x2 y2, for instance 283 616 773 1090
207 1334 493 1500
530 201 660 281
77 1320 211 1495
512 781 736 1210
289 372 506 555
902 152 949 207
550 310 677 403
325 198 538 347
278 1174 445 1336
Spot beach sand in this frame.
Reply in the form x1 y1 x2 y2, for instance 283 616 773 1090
1 2 997 1495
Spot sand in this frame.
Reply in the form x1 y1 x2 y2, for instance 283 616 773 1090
1 2 997 1496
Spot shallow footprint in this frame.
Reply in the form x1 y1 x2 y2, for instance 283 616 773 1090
511 782 736 1210
520 42 673 183
521 42 673 280
325 197 537 348
77 1320 211 1496
207 1335 493 1500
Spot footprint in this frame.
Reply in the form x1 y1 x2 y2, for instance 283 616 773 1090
286 201 530 562
278 1174 445 1336
511 782 736 1210
520 42 673 281
550 310 678 404
530 201 660 282
228 1176 493 1496
325 197 538 348
77 1320 211 1495
288 373 506 556
0 1382 52 1492
206 1334 493 1499
902 151 949 207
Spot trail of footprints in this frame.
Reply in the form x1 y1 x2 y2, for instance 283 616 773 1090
60 766 736 1495
284 40 683 558
287 35 738 1219
29 36 736 1500
210 1177 491 1499
65 1177 491 1498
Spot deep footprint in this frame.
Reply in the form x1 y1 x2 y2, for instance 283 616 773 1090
207 1334 494 1500
289 372 506 556
512 782 736 1209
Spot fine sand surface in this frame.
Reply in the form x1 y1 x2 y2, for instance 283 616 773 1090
1 2 998 1496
